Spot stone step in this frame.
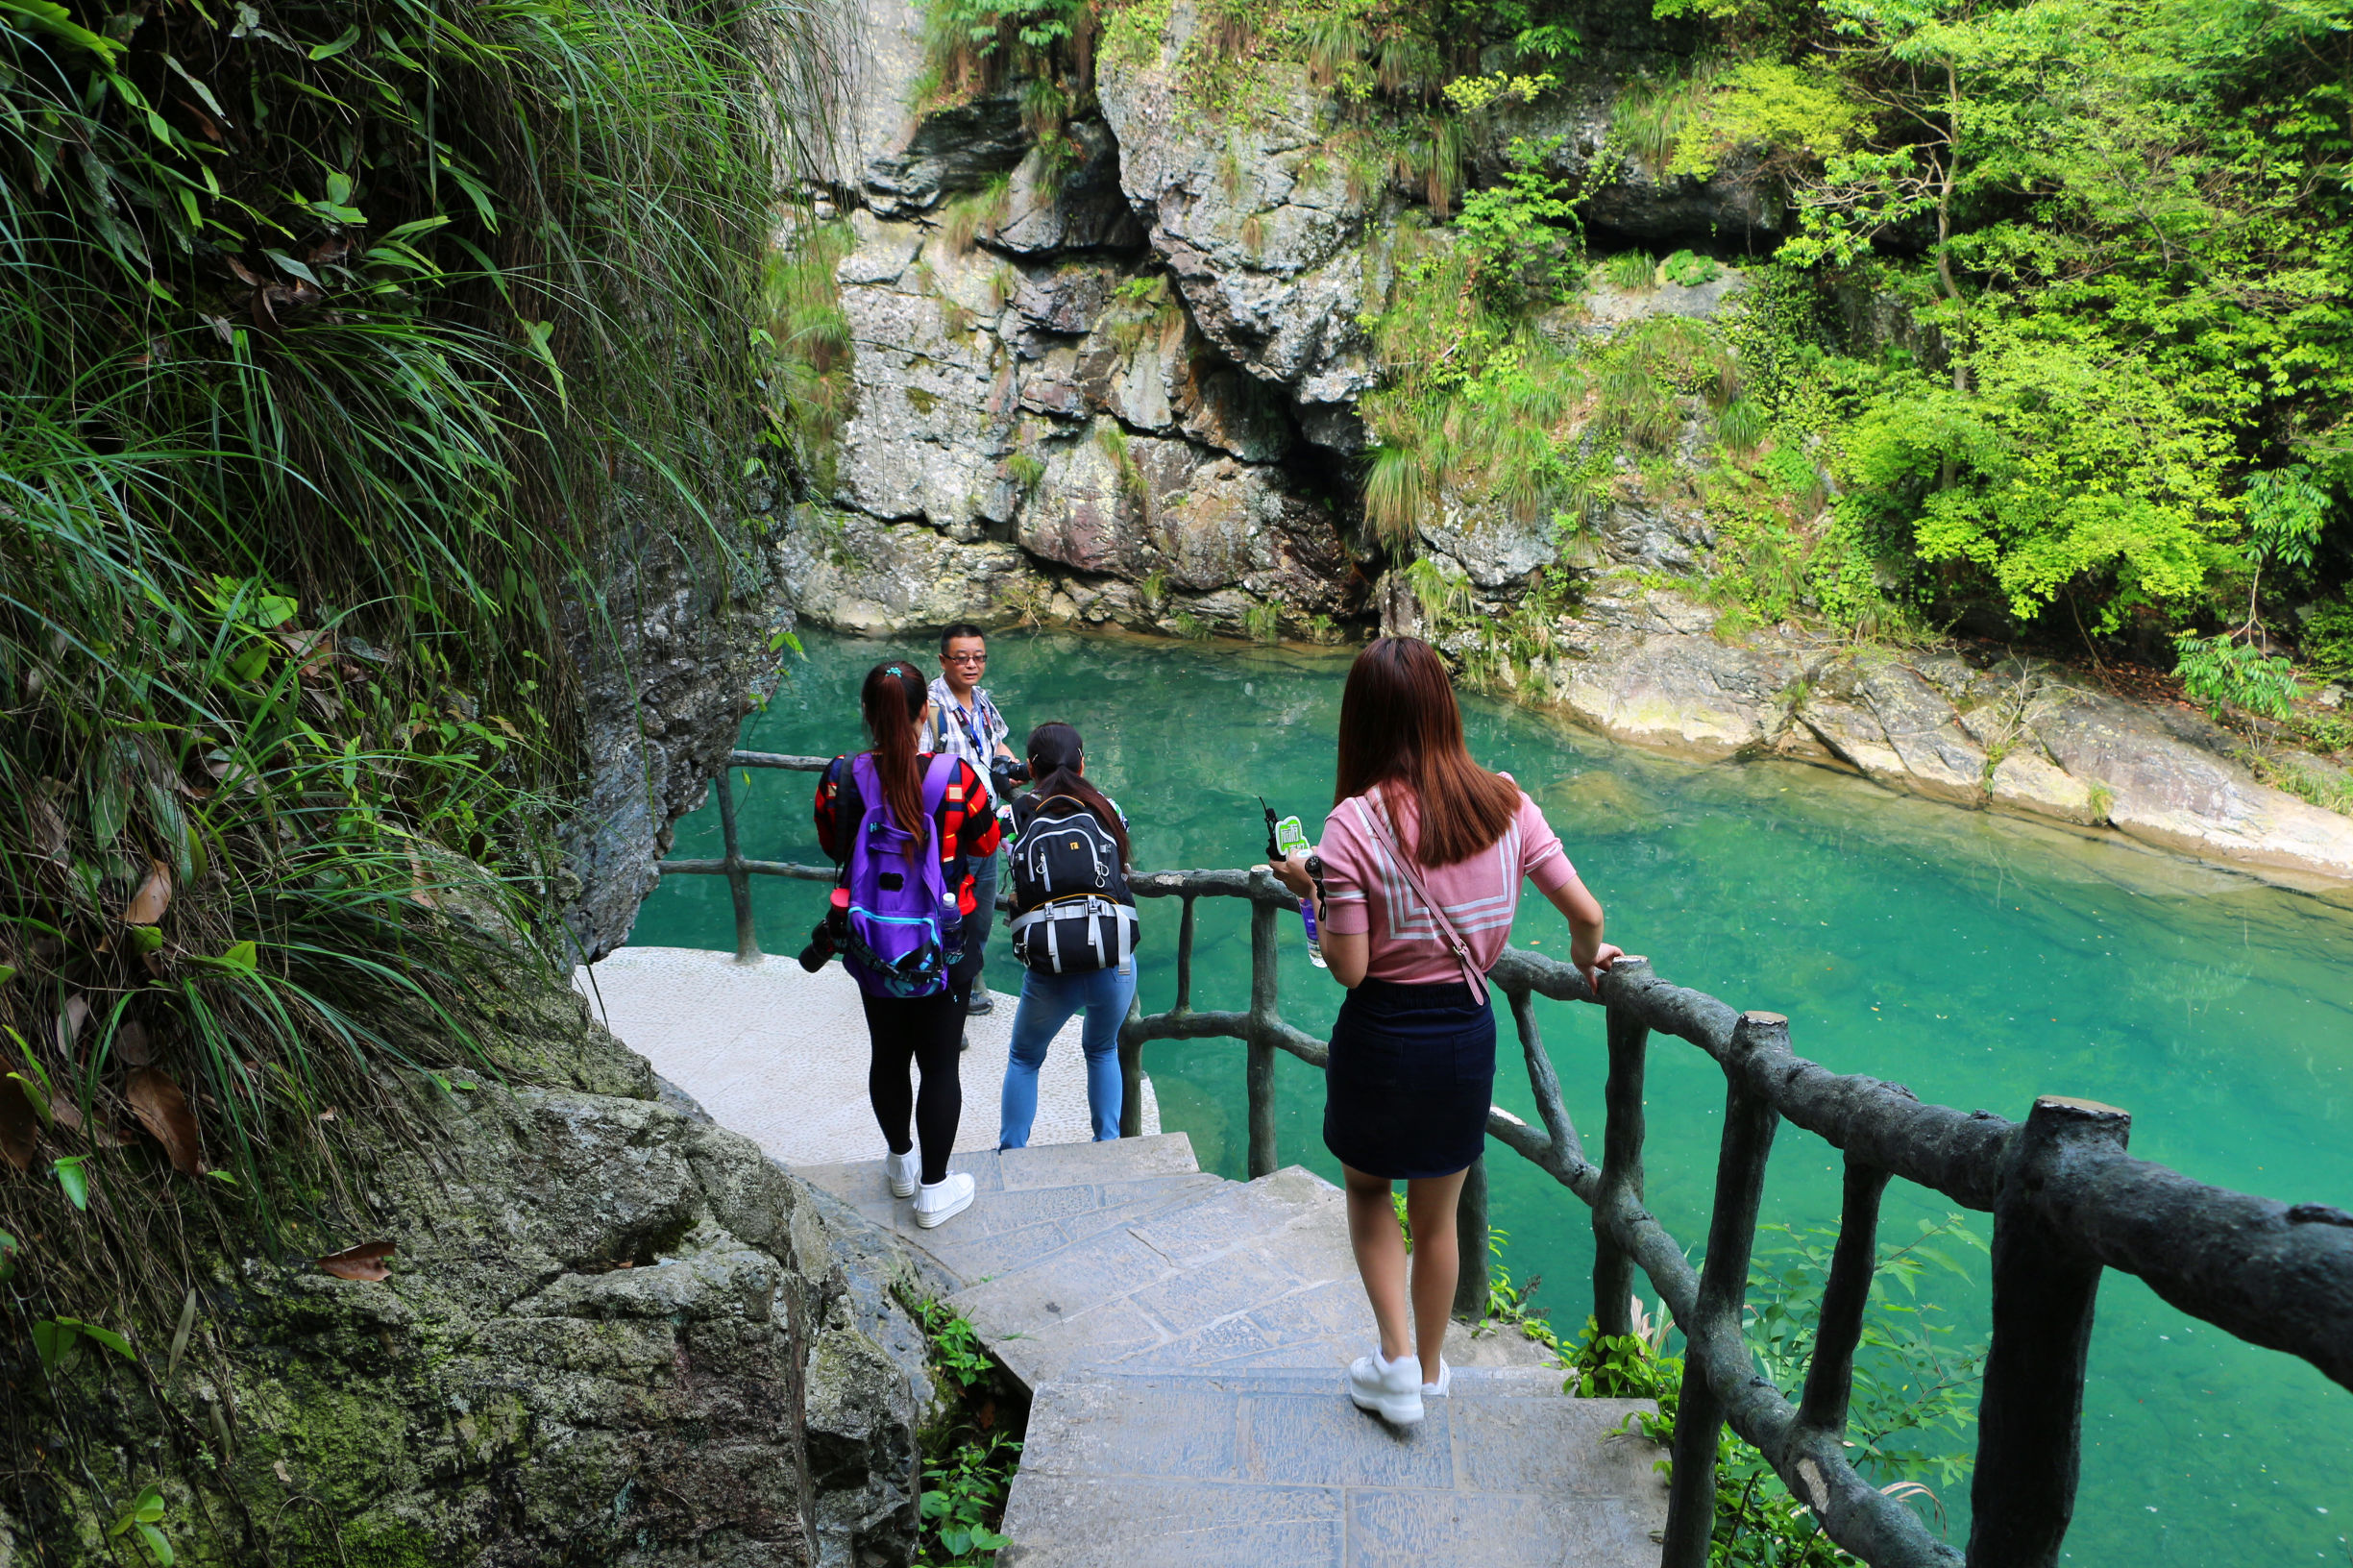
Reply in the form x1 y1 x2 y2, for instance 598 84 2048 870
946 1165 1364 1386
1000 1366 1667 1568
794 1133 1211 1289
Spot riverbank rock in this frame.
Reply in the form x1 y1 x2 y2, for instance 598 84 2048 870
1530 590 1809 760
1518 600 2353 883
2035 687 2353 880
35 988 931 1568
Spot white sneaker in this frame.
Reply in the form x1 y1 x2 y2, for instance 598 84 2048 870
913 1172 975 1229
884 1148 919 1199
1347 1349 1425 1426
1422 1358 1451 1398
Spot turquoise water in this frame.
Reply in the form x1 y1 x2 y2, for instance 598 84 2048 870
626 629 2353 1564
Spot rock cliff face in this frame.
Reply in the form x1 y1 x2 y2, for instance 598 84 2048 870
783 0 1760 640
562 502 798 963
33 991 929 1568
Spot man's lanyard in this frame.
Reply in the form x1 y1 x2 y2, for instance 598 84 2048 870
944 689 990 758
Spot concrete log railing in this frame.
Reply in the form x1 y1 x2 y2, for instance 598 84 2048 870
657 755 2353 1568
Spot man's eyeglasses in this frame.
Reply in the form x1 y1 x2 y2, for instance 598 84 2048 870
944 651 987 665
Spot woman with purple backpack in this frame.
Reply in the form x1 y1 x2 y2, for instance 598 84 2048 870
814 660 1001 1229
1270 636 1624 1428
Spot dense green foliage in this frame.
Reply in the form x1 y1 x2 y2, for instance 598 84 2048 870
0 0 835 1545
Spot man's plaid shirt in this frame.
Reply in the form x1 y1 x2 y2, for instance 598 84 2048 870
924 674 1010 811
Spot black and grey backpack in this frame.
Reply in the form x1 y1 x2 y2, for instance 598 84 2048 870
1007 795 1140 973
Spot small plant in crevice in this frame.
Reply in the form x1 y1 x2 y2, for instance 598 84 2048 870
1094 421 1149 504
770 220 857 499
941 176 1013 254
1004 450 1046 497
1244 598 1285 645
911 1298 1025 1566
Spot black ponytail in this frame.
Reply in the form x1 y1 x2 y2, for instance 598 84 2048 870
1024 722 1131 870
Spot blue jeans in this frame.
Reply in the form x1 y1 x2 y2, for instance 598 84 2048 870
999 962 1137 1147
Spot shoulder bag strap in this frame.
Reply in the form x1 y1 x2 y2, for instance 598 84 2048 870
1353 786 1487 995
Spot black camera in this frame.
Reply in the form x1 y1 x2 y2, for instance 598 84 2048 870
990 754 1032 796
797 919 838 973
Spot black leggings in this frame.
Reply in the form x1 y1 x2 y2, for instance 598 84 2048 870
861 985 968 1185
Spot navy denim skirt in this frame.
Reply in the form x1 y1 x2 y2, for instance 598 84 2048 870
1322 976 1496 1180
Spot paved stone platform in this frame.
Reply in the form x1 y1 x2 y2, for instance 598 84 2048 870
574 945 1159 1164
798 1134 1669 1566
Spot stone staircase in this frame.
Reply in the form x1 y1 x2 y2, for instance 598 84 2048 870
797 1134 1668 1567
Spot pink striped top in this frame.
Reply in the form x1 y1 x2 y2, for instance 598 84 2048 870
1317 778 1575 986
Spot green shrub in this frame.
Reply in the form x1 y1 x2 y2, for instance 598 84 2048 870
2175 633 2302 722
2299 600 2353 681
1661 248 1721 287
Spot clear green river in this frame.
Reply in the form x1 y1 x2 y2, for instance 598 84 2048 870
626 628 2352 1564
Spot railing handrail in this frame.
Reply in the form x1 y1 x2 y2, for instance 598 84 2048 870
656 766 2353 1568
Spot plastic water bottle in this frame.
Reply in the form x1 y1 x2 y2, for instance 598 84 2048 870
1274 816 1328 968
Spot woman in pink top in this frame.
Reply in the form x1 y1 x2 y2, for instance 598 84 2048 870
1271 637 1623 1428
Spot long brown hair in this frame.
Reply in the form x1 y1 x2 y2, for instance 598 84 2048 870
1025 722 1131 869
860 658 930 858
1333 636 1519 867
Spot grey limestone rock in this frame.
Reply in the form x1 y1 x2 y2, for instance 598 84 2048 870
995 121 1147 255
1093 19 1381 431
777 507 1044 634
37 992 929 1568
1801 657 1990 807
865 94 1032 218
562 498 795 962
1534 594 1809 760
2033 686 2353 879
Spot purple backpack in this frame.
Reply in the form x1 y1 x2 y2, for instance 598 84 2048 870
841 752 964 999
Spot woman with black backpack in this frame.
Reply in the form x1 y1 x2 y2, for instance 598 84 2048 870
997 722 1140 1148
813 659 1001 1229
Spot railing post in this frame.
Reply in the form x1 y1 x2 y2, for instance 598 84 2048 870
713 767 760 964
1967 1095 2131 1568
1245 868 1279 1179
1796 1157 1894 1437
1173 894 1197 1015
1453 1154 1489 1321
1661 1012 1785 1568
1117 993 1145 1139
1508 985 1586 1176
1594 963 1654 1338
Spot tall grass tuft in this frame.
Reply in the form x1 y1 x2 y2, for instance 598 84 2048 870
0 0 847 1523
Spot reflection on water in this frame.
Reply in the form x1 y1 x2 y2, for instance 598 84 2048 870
626 629 2353 1565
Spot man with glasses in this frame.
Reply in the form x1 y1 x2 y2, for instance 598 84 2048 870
928 624 1017 1016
